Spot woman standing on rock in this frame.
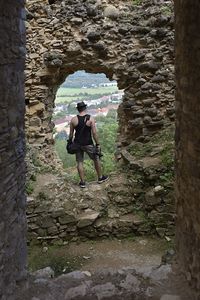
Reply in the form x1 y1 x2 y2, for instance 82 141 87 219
68 101 109 188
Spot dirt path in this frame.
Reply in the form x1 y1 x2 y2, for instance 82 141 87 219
64 238 168 272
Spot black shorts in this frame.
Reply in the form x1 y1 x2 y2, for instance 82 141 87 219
76 145 99 163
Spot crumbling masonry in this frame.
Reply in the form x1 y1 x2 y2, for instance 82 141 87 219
25 0 174 162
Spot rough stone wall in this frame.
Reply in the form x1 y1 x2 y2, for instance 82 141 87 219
27 125 175 245
0 1 26 299
26 0 174 162
175 1 200 296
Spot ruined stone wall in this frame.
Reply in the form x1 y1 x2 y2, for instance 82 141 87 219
26 0 174 162
27 125 175 245
175 1 200 296
0 1 26 299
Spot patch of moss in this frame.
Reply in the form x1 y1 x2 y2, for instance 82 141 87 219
125 235 136 242
128 126 175 172
128 143 152 158
161 5 172 16
26 181 34 195
28 245 85 276
37 192 49 201
132 0 142 5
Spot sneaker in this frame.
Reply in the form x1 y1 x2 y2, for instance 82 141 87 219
98 175 109 184
79 181 86 188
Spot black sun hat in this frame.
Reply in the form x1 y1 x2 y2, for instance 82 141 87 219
76 101 87 109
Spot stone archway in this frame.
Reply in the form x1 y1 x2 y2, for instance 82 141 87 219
24 0 176 245
26 0 174 163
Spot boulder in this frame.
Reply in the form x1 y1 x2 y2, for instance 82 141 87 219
64 283 88 299
32 267 54 279
104 5 120 19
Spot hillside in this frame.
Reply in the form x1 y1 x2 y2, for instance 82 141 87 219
62 71 116 88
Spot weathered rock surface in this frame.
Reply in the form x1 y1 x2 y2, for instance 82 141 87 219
26 124 174 245
27 166 174 244
32 267 55 279
0 1 27 299
16 265 193 300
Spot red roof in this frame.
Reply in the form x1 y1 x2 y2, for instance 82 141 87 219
54 116 72 125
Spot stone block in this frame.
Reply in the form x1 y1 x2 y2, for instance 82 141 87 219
64 283 87 299
77 210 100 228
32 267 54 279
119 273 140 292
91 282 117 299
58 214 76 225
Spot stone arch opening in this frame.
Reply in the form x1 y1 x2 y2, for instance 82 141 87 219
26 58 125 163
53 70 122 174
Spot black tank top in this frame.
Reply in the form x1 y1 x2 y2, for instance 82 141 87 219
74 115 93 146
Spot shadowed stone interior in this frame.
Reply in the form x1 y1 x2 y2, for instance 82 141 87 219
175 0 200 295
0 1 26 299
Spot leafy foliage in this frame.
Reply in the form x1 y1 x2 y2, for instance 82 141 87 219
62 71 114 88
55 130 68 140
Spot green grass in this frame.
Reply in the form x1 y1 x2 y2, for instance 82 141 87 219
128 126 174 161
56 86 118 104
64 153 118 183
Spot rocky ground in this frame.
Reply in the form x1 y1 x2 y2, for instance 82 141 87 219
17 237 193 300
21 125 184 299
16 232 194 300
28 238 171 275
17 253 193 300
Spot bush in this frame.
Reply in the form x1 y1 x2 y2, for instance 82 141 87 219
55 139 76 168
